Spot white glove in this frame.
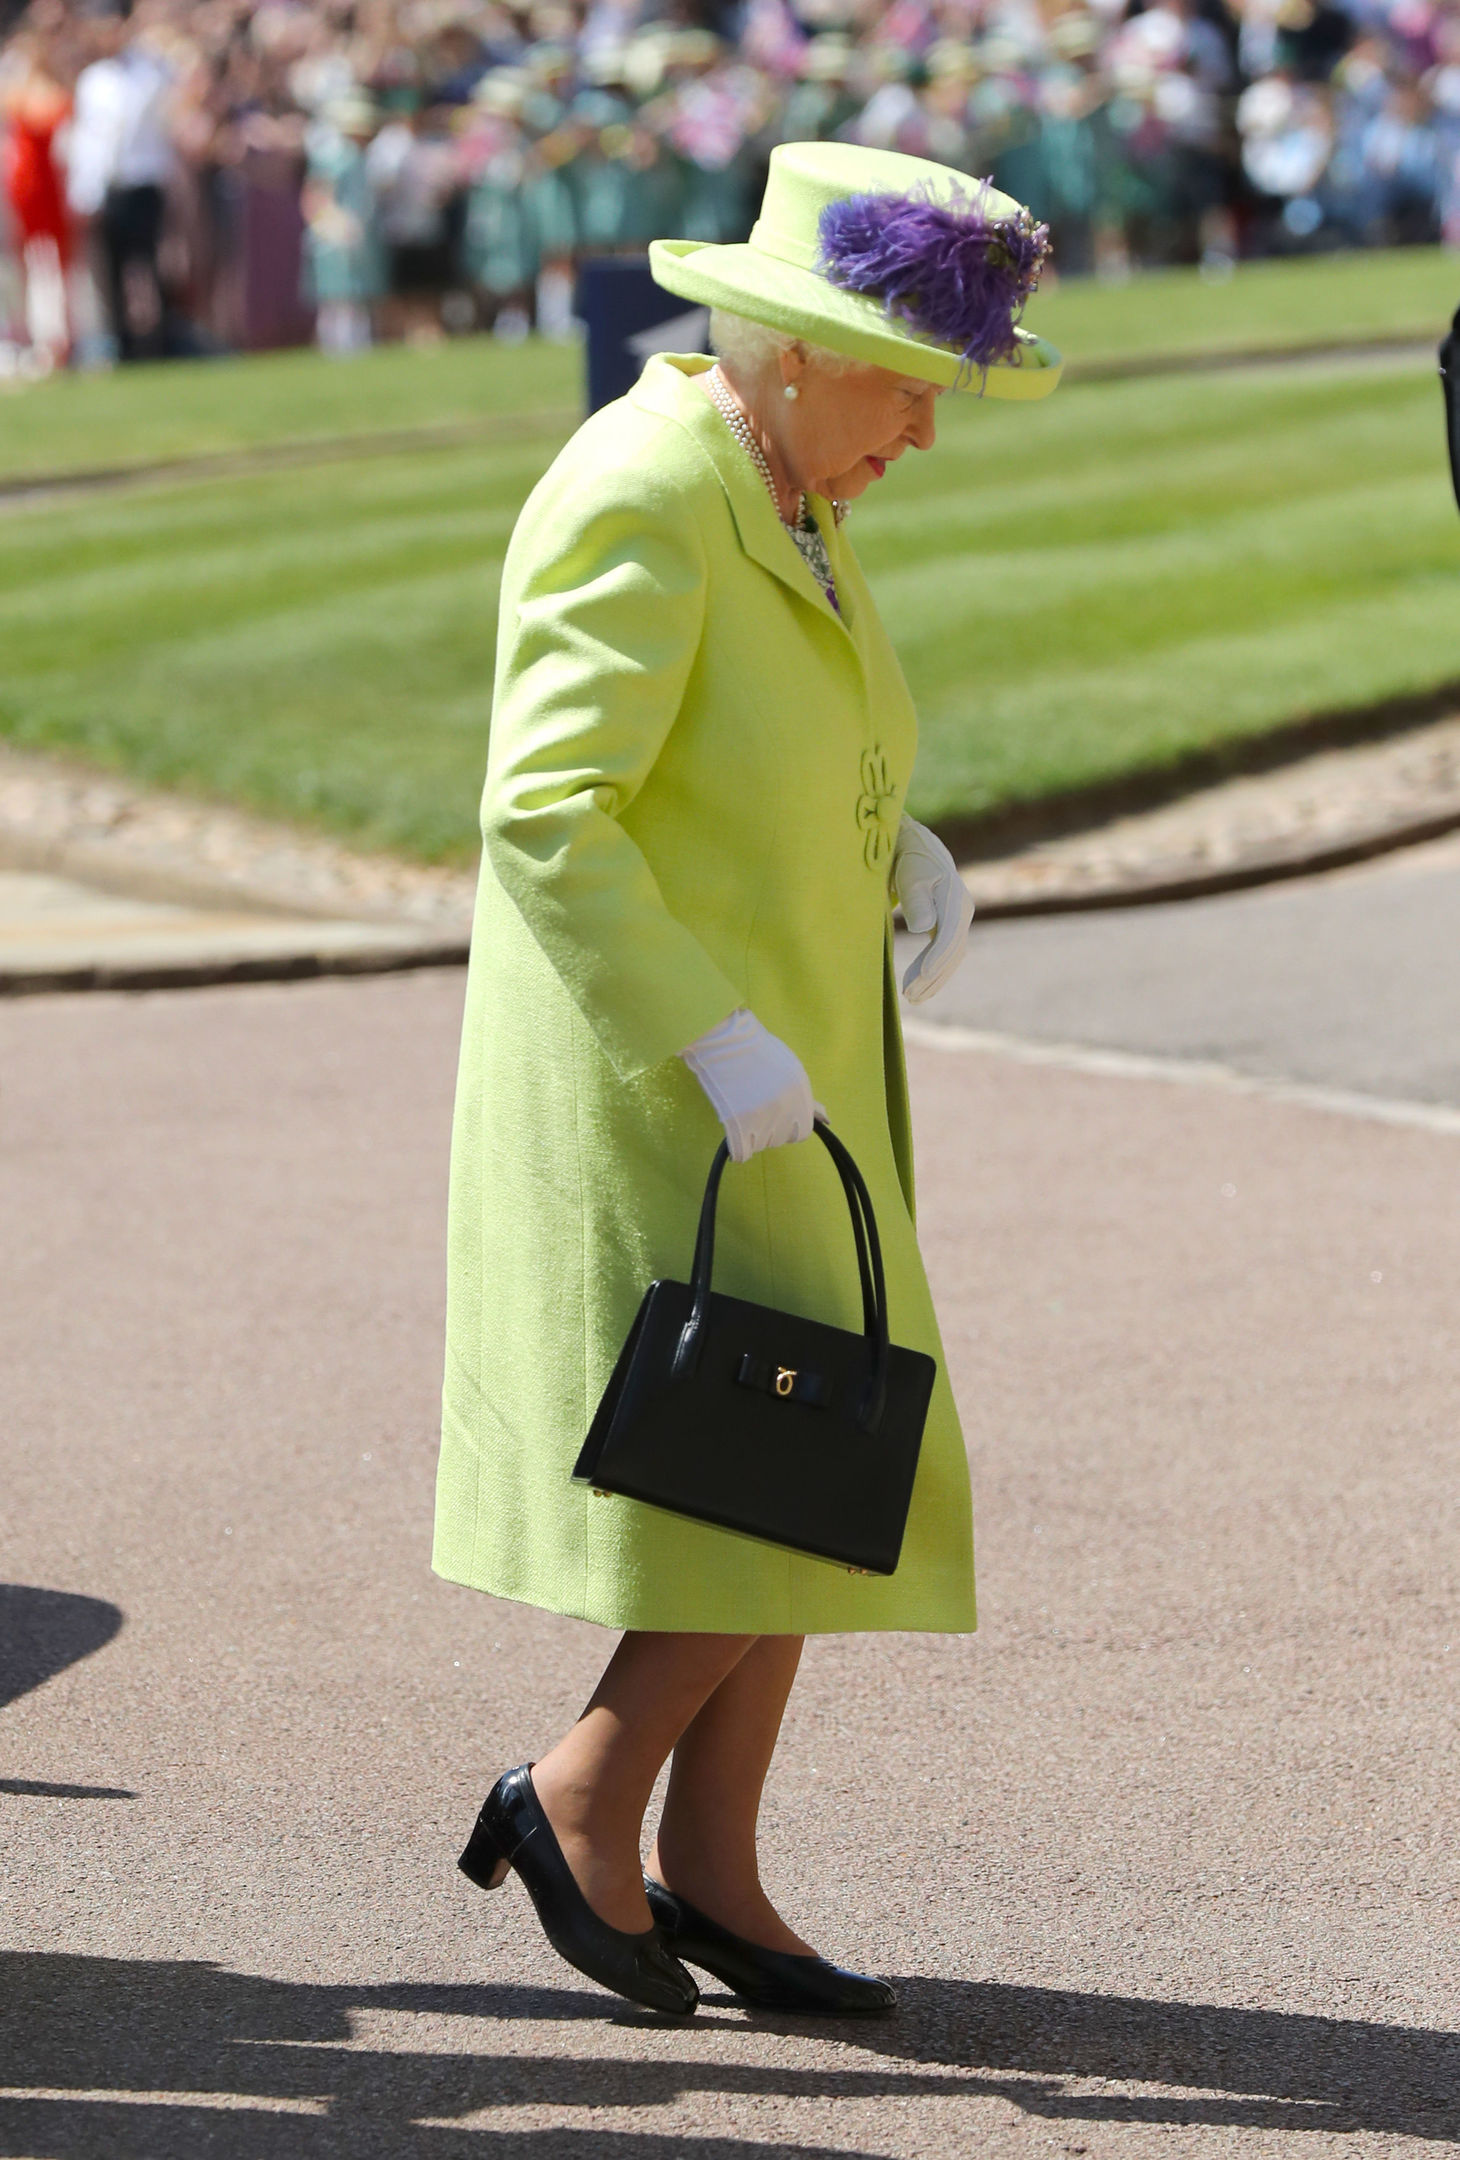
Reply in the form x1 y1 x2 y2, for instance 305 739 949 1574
893 814 975 1004
680 1008 823 1163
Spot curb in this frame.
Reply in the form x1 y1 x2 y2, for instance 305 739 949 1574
966 800 1460 920
929 683 1460 869
8 794 1458 999
0 934 470 999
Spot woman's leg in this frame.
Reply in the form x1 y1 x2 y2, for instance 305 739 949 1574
647 1634 813 1956
530 1630 754 1933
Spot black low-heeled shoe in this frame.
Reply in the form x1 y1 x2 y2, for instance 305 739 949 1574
644 1876 896 2016
459 1766 699 2018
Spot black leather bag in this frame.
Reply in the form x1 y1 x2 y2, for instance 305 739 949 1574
573 1123 935 1576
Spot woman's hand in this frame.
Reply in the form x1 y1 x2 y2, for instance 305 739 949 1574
680 1009 823 1162
893 815 975 1004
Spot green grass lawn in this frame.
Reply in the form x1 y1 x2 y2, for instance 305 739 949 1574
874 355 1459 826
0 336 580 485
0 245 1454 484
1024 242 1459 370
2 283 1457 856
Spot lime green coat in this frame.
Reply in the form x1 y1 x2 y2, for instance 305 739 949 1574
433 352 975 1634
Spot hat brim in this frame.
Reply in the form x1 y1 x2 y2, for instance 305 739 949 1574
649 236 1062 399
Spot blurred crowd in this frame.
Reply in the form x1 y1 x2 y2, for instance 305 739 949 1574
2 0 1458 369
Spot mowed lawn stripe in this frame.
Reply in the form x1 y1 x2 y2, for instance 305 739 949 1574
14 563 506 855
0 501 518 669
0 441 546 591
881 471 1445 661
0 337 582 483
1 442 526 856
0 444 540 715
859 362 1443 550
850 359 1459 821
908 576 1459 819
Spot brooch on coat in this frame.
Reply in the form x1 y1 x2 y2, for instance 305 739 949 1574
856 748 899 870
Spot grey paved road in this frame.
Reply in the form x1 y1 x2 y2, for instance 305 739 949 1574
925 835 1460 1108
3 850 1458 2156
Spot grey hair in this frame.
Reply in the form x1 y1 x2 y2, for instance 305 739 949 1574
708 308 860 379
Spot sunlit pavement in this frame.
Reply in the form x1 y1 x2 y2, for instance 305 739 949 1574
921 832 1460 1110
3 843 1457 2156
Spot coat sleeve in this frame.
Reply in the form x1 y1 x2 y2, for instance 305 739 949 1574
480 449 743 1081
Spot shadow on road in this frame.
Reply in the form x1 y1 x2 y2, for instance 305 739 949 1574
864 1976 1460 2138
2 1953 1458 2154
0 1585 124 1713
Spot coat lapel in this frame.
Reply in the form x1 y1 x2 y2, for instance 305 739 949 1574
629 356 858 639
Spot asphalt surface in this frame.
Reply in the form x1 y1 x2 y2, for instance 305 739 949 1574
929 834 1460 1109
3 838 1459 2157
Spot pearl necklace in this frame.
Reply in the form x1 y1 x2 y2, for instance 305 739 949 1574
707 367 803 529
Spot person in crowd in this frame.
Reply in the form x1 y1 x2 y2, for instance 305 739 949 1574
1429 14 1460 247
436 137 1061 2019
1237 65 1335 243
565 42 642 251
365 86 461 340
656 27 767 241
776 32 861 147
461 68 540 332
1362 76 1442 241
2 0 1455 365
301 85 382 349
518 42 581 336
0 4 75 364
65 0 175 361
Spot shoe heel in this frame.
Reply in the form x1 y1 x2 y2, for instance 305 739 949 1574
458 1805 512 1892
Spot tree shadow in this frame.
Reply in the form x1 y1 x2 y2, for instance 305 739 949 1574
0 1586 124 1713
1 1952 1457 2156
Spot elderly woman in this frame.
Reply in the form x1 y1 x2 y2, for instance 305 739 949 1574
435 139 1060 2018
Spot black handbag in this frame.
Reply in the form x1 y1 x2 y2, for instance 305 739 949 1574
573 1122 935 1576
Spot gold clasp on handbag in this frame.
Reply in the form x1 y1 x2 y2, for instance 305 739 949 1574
774 1367 796 1398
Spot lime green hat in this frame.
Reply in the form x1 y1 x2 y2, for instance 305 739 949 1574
650 140 1061 399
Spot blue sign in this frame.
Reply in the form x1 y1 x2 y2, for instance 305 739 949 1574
577 255 710 414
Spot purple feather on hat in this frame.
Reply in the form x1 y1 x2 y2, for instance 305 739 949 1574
816 182 1050 379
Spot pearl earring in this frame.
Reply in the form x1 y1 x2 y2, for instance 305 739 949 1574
783 383 800 401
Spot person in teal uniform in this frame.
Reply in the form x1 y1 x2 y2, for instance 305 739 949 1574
301 93 384 352
515 48 582 338
567 50 641 250
436 142 1061 2020
462 74 540 320
776 35 863 148
661 29 765 242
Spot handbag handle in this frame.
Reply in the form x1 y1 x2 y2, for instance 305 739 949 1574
672 1122 891 1434
684 1124 879 1342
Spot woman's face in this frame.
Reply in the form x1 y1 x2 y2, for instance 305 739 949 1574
783 357 946 502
